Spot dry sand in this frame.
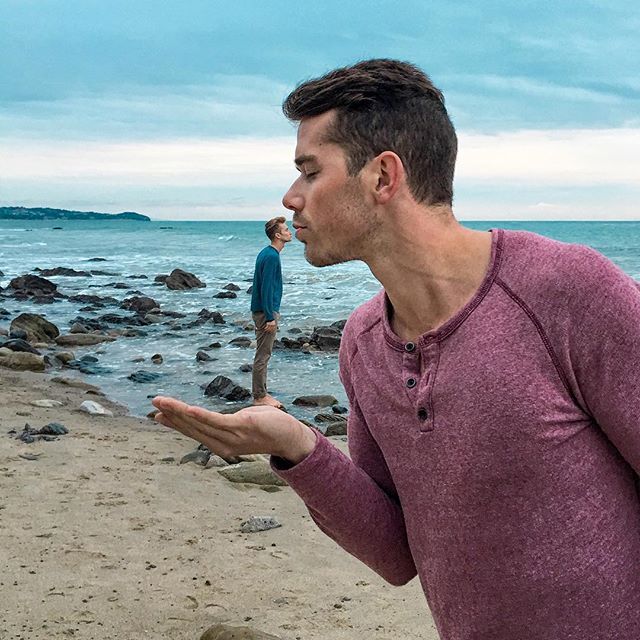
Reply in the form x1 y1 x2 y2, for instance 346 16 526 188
0 370 437 640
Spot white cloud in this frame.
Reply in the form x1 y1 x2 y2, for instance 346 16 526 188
456 128 640 185
1 127 638 219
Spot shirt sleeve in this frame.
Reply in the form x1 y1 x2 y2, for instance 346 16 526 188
271 319 417 586
568 248 640 472
259 253 279 321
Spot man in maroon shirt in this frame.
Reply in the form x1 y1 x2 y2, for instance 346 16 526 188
153 60 640 639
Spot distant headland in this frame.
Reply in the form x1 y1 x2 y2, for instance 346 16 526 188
0 206 151 221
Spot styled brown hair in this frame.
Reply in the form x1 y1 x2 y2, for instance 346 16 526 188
265 215 286 240
283 59 457 206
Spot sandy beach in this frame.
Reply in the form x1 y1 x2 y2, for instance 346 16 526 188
0 368 435 640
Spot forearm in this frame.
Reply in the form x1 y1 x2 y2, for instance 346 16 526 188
272 434 417 586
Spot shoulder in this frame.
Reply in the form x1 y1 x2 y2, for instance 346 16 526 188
258 246 280 262
496 229 638 319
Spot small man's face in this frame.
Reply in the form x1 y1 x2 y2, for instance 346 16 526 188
282 110 374 267
275 222 293 243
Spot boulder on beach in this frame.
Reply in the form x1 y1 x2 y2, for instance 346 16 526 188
9 274 59 298
128 370 161 383
204 375 251 401
0 338 41 354
79 400 113 416
214 290 237 299
120 295 159 314
35 266 91 277
197 308 225 324
55 333 115 346
0 347 46 371
229 336 252 348
217 460 287 486
201 624 282 640
293 394 338 408
310 325 342 350
164 268 206 290
10 313 60 343
223 283 241 291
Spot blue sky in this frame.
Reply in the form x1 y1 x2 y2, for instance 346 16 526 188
1 0 638 220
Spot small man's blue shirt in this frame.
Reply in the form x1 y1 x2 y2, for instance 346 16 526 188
250 245 282 321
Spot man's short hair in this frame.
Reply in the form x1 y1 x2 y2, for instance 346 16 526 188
283 59 457 206
265 215 286 240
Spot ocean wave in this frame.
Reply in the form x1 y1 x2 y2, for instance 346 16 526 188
217 235 238 241
0 242 48 248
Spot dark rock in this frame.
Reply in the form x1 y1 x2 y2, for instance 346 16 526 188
89 270 119 276
229 337 252 348
8 328 28 340
196 350 213 362
198 309 225 324
9 274 58 297
69 322 89 334
288 327 302 334
315 412 347 424
324 419 348 437
213 291 237 299
154 274 169 283
315 413 348 436
120 296 159 314
10 313 60 343
239 363 253 372
223 283 241 291
98 313 150 327
293 395 338 408
332 404 349 414
151 353 163 364
332 319 348 330
310 325 342 350
56 333 115 347
1 339 41 354
204 375 251 401
246 285 253 294
281 336 306 350
208 342 222 349
68 293 119 305
180 448 211 466
35 267 90 277
128 274 148 279
165 268 206 290
128 370 161 383
87 257 107 262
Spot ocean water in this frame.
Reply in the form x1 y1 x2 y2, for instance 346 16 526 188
1 219 640 418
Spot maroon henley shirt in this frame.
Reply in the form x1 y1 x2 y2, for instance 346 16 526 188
273 228 640 639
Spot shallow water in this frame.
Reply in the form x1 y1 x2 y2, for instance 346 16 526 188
2 219 639 417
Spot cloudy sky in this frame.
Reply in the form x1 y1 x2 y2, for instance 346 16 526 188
1 0 638 220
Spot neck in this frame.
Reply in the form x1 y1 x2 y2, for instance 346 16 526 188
364 206 493 341
271 239 285 252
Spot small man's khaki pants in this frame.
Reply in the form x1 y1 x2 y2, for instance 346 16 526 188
251 311 279 399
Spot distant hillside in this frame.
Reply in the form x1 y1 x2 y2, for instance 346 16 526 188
0 206 151 221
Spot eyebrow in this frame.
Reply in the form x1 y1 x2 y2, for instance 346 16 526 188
294 154 317 167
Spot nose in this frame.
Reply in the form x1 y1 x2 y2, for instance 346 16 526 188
282 183 303 213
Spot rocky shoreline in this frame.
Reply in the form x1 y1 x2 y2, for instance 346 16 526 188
0 263 349 430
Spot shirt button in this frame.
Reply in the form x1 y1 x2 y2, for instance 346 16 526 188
417 407 428 421
406 378 417 388
405 342 416 352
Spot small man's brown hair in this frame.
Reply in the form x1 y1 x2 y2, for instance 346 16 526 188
265 216 286 240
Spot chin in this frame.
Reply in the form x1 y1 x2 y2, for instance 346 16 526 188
304 245 352 268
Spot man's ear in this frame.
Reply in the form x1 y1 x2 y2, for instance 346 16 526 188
370 151 404 204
